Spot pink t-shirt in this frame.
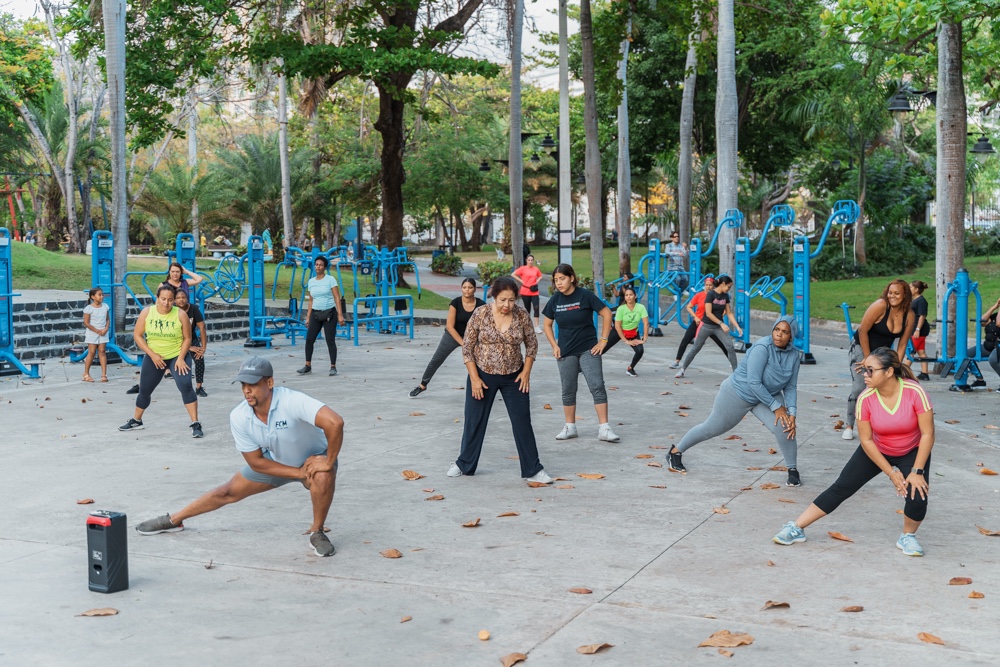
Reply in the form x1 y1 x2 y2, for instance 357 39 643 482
513 265 543 297
857 378 932 456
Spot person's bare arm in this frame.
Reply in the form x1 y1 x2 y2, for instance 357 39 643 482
182 267 204 286
445 305 463 344
133 309 163 367
242 449 306 479
302 406 346 477
173 310 193 374
333 285 345 325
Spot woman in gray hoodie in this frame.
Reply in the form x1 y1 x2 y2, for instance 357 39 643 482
667 316 802 486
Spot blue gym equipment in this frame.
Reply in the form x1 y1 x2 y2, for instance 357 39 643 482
793 200 858 363
635 237 681 336
733 205 794 350
0 227 43 376
688 209 744 294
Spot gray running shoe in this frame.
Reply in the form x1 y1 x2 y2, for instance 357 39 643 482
328 367 338 376
296 366 312 375
669 360 680 369
119 417 144 431
191 421 204 438
310 530 336 557
135 514 184 535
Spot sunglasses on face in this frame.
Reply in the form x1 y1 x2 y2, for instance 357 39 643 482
861 366 885 377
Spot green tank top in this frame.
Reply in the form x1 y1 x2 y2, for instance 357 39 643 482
145 306 184 358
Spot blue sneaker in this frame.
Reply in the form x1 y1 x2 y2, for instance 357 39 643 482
772 521 806 545
896 532 923 556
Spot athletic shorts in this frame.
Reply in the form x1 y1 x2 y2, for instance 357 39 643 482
240 450 338 487
911 336 927 351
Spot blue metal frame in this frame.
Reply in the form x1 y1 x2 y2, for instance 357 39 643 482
734 205 795 349
0 227 43 377
938 268 985 391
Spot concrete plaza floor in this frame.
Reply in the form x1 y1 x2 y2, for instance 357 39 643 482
2 315 1000 665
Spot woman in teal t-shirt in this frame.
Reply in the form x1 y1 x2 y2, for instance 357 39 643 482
607 285 649 377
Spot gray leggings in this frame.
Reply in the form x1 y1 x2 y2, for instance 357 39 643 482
681 322 737 371
676 378 798 469
557 352 607 406
846 342 866 427
967 346 1000 378
420 333 462 386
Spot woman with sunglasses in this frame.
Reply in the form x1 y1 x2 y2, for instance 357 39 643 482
773 348 934 556
675 275 741 377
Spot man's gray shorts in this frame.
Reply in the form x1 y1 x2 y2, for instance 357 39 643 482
240 450 338 487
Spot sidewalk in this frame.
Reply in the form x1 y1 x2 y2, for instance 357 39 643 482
1 318 998 664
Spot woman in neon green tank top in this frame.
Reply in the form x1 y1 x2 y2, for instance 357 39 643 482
119 284 203 437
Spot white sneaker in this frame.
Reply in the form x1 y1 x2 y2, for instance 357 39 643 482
525 470 553 484
599 425 621 442
841 427 854 440
556 424 578 440
447 463 463 477
534 326 542 334
674 369 685 378
669 360 680 369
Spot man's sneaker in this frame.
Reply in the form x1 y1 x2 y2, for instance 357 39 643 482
310 530 336 557
329 367 338 376
296 366 312 375
191 422 204 438
126 384 140 395
525 470 553 484
772 521 806 545
196 387 208 398
674 369 685 378
917 372 930 381
669 360 681 369
119 417 144 431
409 385 426 398
972 377 986 388
598 425 621 442
896 532 924 557
135 514 183 535
555 424 578 440
447 463 463 477
841 427 854 440
786 468 801 487
626 367 638 377
667 448 686 473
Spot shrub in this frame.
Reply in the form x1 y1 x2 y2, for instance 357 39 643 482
431 253 464 276
966 225 1000 258
476 260 512 284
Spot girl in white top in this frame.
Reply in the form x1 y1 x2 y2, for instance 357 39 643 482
82 287 110 382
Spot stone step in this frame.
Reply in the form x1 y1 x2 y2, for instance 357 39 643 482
15 327 256 362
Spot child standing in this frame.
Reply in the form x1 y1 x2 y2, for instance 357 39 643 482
83 287 110 382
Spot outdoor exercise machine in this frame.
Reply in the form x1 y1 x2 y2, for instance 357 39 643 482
793 200 859 364
733 205 794 350
0 227 43 377
635 238 681 336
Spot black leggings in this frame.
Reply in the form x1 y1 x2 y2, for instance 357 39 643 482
674 321 727 360
521 294 539 318
813 445 930 522
193 356 205 384
604 329 644 369
305 308 338 365
137 354 198 409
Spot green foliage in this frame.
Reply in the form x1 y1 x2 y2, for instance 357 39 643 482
810 224 935 280
476 260 512 285
966 226 1000 258
430 253 463 276
0 14 53 126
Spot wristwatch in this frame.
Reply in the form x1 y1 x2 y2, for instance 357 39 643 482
912 467 925 476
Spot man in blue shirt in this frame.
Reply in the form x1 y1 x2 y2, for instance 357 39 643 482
134 357 345 557
664 230 689 294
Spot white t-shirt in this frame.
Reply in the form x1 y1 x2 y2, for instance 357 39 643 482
83 303 110 343
308 274 339 311
230 387 328 466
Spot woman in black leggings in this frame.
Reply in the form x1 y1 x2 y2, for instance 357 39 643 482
297 255 345 376
670 275 728 368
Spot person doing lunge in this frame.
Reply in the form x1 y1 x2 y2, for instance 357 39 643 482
134 357 343 557
667 316 801 486
82 287 109 383
118 284 202 438
670 275 729 370
969 295 1000 387
409 278 485 398
447 277 552 485
607 285 648 377
174 289 209 398
675 274 741 378
842 280 914 441
542 263 621 443
512 254 543 332
773 348 934 557
297 255 345 377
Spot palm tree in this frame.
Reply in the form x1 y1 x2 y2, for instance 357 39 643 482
678 11 700 245
136 161 232 239
581 0 604 284
509 0 525 269
715 0 738 277
616 14 633 276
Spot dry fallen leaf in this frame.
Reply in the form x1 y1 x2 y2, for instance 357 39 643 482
556 484 574 489
713 507 731 514
635 454 654 459
543 404 552 410
969 591 985 599
896 509 904 514
985 424 999 430
576 473 605 480
944 419 960 424
677 412 690 417
649 485 667 489
576 643 613 655
424 495 445 501
981 468 998 476
479 629 491 641
679 404 692 410
761 600 790 610
402 470 425 480
698 630 754 648
718 649 734 658
766 560 776 567
506 455 519 460
649 445 667 449
77 608 119 617
841 606 864 613
422 488 434 493
741 486 753 491
568 587 593 594
462 518 481 528
769 466 788 472
778 498 796 504
746 467 763 471
400 616 412 623
917 632 945 645
500 652 528 667
828 531 854 542
976 525 1000 536
647 462 663 468
76 498 95 505
527 481 548 488
725 435 741 440
949 577 972 585
497 511 520 517
760 482 780 490
833 420 845 430
380 548 403 559
768 448 777 455
660 391 673 395
408 412 426 417
744 448 760 453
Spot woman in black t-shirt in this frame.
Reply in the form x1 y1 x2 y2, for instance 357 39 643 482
542 263 620 443
676 275 741 377
409 278 485 398
972 296 1000 384
905 280 931 380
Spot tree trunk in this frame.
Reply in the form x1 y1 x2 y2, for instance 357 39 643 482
276 59 295 249
104 0 128 329
455 210 470 251
188 88 200 250
678 13 700 245
936 21 966 360
581 0 604 284
715 0 738 277
616 17 632 277
509 0 525 269
374 82 407 250
855 145 868 266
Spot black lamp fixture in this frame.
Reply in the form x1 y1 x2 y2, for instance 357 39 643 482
887 90 913 119
970 135 996 164
529 152 541 163
540 133 557 154
479 160 491 172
